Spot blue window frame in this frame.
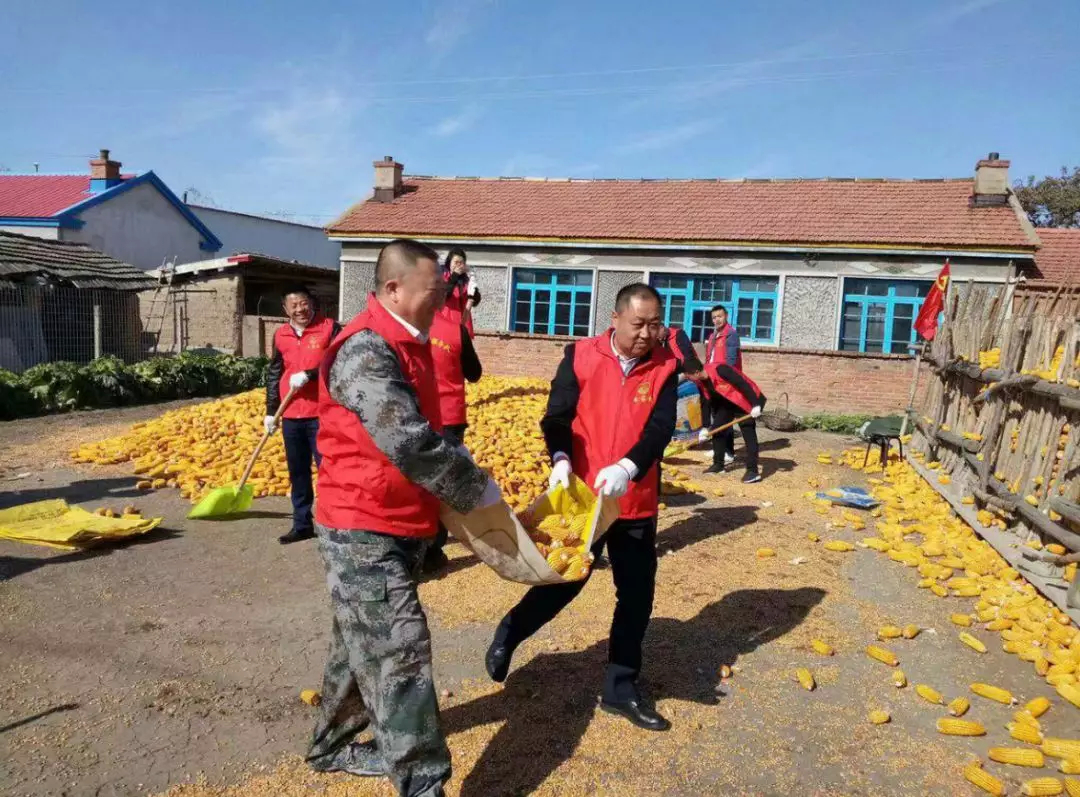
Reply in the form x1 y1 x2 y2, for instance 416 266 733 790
651 274 779 344
511 268 593 336
839 278 931 354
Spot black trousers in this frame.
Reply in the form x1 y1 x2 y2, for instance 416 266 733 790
282 417 321 534
494 516 658 701
430 423 469 554
710 397 759 473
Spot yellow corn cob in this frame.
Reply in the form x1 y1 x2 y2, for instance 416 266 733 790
1062 761 1080 776
299 689 321 706
990 747 1047 767
1014 711 1041 730
1059 684 1080 709
978 607 1000 623
1048 544 1067 555
964 760 1005 796
868 709 891 725
892 669 907 688
948 696 970 716
972 682 1016 705
1044 739 1080 761
988 618 1015 631
917 578 934 588
807 532 820 542
878 625 903 640
901 624 921 639
1021 777 1063 796
1038 656 1052 676
1011 722 1046 745
952 613 974 627
1064 778 1080 797
955 586 984 597
823 540 855 552
866 645 899 666
1048 673 1078 687
795 667 815 691
1027 696 1052 718
916 683 945 704
756 547 776 558
930 583 949 598
961 632 989 653
938 717 986 736
811 639 834 656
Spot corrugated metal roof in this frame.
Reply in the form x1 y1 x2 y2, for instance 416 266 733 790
0 231 158 291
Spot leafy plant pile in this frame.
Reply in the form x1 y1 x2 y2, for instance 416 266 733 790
799 412 875 435
0 353 268 420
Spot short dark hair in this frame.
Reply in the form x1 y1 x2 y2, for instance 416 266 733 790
375 239 441 290
282 285 313 303
711 304 728 316
614 283 662 312
443 248 467 270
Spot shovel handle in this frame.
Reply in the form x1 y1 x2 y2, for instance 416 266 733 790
702 413 754 441
237 385 298 491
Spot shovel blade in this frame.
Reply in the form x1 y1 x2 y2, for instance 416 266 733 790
186 484 256 519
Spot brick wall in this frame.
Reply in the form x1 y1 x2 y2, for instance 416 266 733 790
139 275 242 354
474 331 923 415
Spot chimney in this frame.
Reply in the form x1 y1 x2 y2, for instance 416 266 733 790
89 148 123 192
372 156 404 202
973 151 1010 207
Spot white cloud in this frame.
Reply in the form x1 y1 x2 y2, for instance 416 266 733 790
923 0 1009 28
433 104 482 137
424 0 496 58
614 121 715 155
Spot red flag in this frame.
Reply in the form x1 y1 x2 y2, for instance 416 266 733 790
914 260 951 341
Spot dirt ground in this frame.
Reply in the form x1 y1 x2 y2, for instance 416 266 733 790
3 402 1079 797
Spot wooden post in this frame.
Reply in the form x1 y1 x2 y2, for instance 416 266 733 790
899 341 925 437
92 302 102 360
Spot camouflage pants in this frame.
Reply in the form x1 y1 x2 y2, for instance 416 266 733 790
307 525 449 797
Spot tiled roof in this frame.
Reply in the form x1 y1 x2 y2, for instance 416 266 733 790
0 175 100 217
328 176 1034 251
1031 228 1080 285
0 231 157 291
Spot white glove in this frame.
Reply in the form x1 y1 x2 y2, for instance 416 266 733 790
593 461 634 499
478 477 504 508
288 371 310 390
698 428 711 443
467 276 478 298
750 405 762 419
263 415 277 434
549 456 572 491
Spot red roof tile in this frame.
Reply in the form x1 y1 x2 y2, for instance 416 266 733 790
1032 228 1080 285
0 175 97 218
328 177 1034 251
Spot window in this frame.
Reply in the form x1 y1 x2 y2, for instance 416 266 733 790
651 274 779 344
839 278 931 354
511 268 593 336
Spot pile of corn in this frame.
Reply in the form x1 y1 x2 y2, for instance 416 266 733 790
979 348 1002 370
518 495 594 579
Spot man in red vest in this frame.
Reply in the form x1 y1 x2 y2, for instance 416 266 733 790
699 362 766 483
704 304 741 369
265 286 341 544
305 239 501 795
423 304 484 573
485 283 679 731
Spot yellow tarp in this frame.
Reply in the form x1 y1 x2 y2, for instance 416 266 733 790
0 499 162 550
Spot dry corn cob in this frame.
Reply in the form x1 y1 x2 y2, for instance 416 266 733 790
1011 722 1046 745
878 625 903 640
866 645 899 666
937 718 987 736
948 697 970 717
1027 696 1052 718
1015 711 1042 729
972 683 1016 705
795 668 815 691
868 709 891 725
964 760 1005 796
902 624 921 639
961 632 989 653
756 547 776 558
823 540 855 552
1021 777 1063 796
1064 778 1080 797
1058 684 1080 710
1044 739 1080 761
989 746 1046 767
811 639 834 656
952 613 974 627
930 583 949 598
1061 761 1080 775
892 669 908 688
916 684 945 705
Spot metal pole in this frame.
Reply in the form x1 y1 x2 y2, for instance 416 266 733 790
92 302 102 360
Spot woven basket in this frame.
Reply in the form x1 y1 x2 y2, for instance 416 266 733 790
760 392 802 432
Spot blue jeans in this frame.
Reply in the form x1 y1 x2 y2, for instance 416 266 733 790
282 417 321 534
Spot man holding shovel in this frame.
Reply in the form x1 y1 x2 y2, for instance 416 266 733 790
306 239 501 797
485 283 679 731
265 286 341 544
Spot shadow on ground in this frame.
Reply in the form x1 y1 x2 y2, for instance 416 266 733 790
0 527 181 582
0 703 80 734
0 477 143 510
442 586 826 797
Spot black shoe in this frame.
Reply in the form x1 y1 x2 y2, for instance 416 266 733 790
599 698 671 731
279 529 315 545
422 547 450 575
485 636 516 683
741 471 762 484
310 740 382 777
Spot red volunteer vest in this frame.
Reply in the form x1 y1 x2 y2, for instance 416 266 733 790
430 308 467 426
315 296 444 537
705 324 743 369
274 315 336 418
704 362 763 414
571 333 678 520
443 271 475 337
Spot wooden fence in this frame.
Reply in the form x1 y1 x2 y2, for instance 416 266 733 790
909 280 1080 615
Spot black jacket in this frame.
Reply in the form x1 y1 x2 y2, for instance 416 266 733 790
540 343 678 480
459 324 482 383
266 320 343 415
668 328 704 374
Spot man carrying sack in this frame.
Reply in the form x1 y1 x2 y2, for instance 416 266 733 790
306 239 501 796
485 283 678 731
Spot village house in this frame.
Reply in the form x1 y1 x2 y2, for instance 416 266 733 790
327 154 1052 415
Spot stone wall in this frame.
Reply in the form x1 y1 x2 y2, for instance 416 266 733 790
592 270 646 335
780 276 840 349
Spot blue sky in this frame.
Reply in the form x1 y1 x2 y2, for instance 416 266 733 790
1 0 1077 225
